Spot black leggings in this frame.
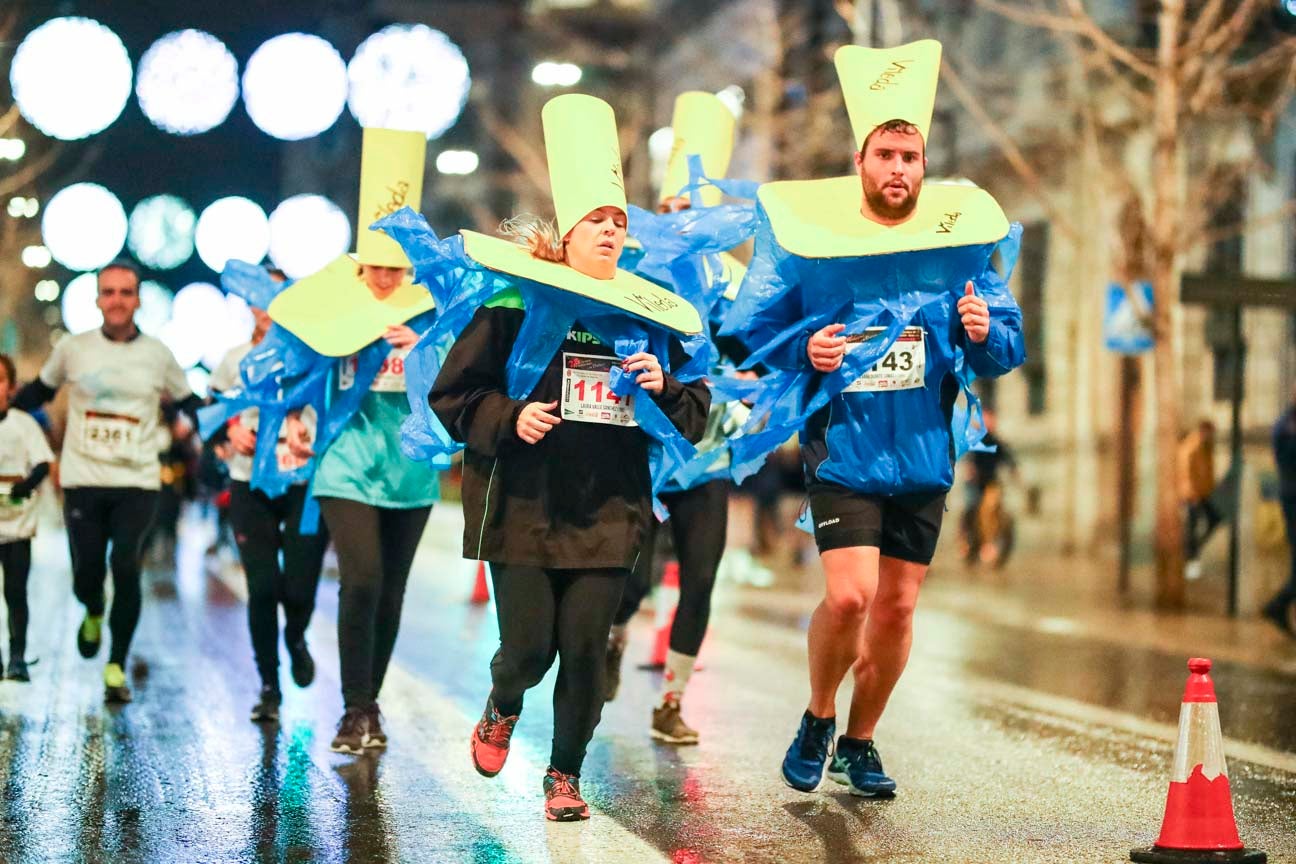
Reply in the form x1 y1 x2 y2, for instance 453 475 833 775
489 564 627 776
319 498 431 710
228 482 329 688
614 480 728 656
64 487 159 666
0 539 32 659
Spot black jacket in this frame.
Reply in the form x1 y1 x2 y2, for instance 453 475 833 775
430 303 710 570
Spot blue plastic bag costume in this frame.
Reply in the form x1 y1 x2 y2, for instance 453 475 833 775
374 207 709 517
719 201 1027 493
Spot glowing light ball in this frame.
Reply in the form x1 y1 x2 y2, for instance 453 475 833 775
435 150 479 175
159 319 204 369
129 195 197 270
21 246 52 268
138 280 174 336
347 24 471 139
34 279 60 302
42 183 128 271
268 194 351 279
203 293 255 368
137 30 240 136
10 17 132 141
195 197 269 272
60 273 102 334
242 34 347 140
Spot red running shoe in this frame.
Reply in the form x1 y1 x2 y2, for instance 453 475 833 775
470 698 518 778
543 767 590 822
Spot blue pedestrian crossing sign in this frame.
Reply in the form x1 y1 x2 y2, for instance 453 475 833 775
1104 282 1154 354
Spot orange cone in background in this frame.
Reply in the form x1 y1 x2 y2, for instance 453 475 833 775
1130 658 1267 864
641 561 680 670
470 560 490 604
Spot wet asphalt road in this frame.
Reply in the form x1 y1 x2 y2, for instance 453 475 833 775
0 507 1293 864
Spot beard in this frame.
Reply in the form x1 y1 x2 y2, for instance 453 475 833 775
862 175 921 221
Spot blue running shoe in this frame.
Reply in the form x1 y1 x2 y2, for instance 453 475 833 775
781 711 835 792
827 737 897 796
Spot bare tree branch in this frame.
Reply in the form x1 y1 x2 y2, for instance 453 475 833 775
0 103 21 139
938 55 1082 243
1180 0 1228 57
1188 199 1296 251
974 0 1157 79
474 101 551 200
0 143 61 199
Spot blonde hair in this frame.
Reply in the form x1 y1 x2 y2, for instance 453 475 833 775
499 214 565 263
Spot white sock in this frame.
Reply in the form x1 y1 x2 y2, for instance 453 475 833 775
662 650 696 701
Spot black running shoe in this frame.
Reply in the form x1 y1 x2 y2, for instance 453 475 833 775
77 614 103 659
364 703 388 749
604 638 626 702
330 708 370 755
287 639 315 688
5 658 30 682
250 686 282 723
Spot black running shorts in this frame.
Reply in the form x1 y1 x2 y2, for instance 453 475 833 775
806 482 947 564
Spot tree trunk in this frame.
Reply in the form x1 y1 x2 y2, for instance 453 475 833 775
1150 0 1186 608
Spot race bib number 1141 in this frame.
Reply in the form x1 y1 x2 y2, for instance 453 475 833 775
561 353 637 427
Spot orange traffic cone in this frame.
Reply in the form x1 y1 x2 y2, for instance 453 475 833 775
1130 658 1266 863
641 561 680 670
470 560 490 605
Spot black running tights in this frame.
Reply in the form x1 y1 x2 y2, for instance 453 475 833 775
63 487 158 665
0 539 31 659
488 564 627 777
229 482 329 688
319 498 431 710
613 480 728 656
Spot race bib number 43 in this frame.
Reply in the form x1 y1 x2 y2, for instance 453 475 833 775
843 326 926 393
561 353 637 427
81 410 142 463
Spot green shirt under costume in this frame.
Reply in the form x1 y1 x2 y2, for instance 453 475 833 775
312 354 439 508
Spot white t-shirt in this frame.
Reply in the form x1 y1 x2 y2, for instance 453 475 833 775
0 409 56 541
39 329 192 490
209 341 315 484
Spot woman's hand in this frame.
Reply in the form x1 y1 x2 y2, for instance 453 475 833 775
384 324 419 350
517 400 561 445
623 352 664 394
227 421 257 456
284 413 315 460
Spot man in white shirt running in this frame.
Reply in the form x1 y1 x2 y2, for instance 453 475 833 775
15 260 202 703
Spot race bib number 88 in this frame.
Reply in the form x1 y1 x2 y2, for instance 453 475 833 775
561 353 637 427
843 326 926 393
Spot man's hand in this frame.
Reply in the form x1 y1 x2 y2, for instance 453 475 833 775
227 422 257 456
807 323 847 373
958 282 990 344
517 400 561 445
383 324 419 350
284 413 315 460
623 352 664 394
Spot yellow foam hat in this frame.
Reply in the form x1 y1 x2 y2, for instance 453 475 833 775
356 127 427 267
759 177 1008 259
659 92 735 208
460 230 701 335
834 39 942 149
543 94 627 238
266 253 435 357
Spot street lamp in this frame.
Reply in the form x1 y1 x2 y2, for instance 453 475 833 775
531 62 582 87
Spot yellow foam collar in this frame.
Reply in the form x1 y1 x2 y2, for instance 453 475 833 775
460 231 702 335
758 177 1008 259
267 253 435 357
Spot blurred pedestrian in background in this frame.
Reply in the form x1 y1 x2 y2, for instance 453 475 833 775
1178 418 1219 580
1263 390 1296 637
